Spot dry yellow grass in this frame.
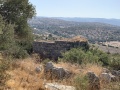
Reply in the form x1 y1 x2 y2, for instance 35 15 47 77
3 57 119 90
54 62 81 74
81 63 103 76
6 58 45 90
54 62 103 76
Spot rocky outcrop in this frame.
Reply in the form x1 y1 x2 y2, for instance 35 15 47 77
87 72 100 90
111 70 120 81
44 62 71 79
44 62 54 72
101 68 120 82
45 83 76 90
100 73 113 83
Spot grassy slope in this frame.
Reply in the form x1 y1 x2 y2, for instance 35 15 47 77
1 56 118 90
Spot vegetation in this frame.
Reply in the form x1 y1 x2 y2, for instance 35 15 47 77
60 47 120 70
109 54 120 70
0 0 35 58
0 1 119 89
61 48 108 65
73 74 88 90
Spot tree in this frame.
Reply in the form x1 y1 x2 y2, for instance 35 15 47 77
0 0 35 37
0 15 4 35
0 0 36 57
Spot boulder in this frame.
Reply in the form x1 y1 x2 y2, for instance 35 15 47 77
45 83 76 90
99 73 118 82
35 65 42 73
52 67 66 79
45 62 54 72
111 70 119 76
44 62 71 79
87 71 100 90
111 70 120 81
110 74 118 82
100 73 111 83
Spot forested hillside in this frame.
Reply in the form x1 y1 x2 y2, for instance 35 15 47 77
29 17 120 43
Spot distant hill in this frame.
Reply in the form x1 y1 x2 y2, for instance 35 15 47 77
28 17 120 43
55 17 120 26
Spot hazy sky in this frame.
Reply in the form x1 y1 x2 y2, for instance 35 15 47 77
29 0 120 19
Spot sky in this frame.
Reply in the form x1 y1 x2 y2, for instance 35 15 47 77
29 0 120 19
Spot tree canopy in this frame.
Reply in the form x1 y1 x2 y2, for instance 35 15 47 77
0 0 36 58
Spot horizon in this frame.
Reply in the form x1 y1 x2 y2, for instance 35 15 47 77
29 0 120 19
35 16 120 20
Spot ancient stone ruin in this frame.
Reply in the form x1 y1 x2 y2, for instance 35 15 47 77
33 36 88 60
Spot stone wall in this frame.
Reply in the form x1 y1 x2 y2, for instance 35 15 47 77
33 37 88 60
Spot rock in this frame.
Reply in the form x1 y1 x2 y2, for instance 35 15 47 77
45 83 76 90
64 69 72 78
111 70 120 81
35 65 42 73
45 62 54 72
117 70 120 75
111 70 119 76
100 72 119 82
52 67 66 79
102 68 110 73
44 62 71 79
100 73 111 83
118 70 120 80
110 74 118 82
87 71 100 90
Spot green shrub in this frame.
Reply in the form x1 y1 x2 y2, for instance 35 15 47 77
61 47 110 66
73 74 88 90
3 45 29 59
62 48 85 64
109 54 120 70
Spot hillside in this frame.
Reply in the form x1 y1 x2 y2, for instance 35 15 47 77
56 17 120 26
28 17 120 43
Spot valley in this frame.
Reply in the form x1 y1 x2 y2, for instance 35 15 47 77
29 17 120 43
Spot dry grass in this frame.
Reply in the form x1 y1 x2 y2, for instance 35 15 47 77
5 58 45 90
54 62 81 74
53 62 103 86
81 63 103 76
55 62 103 76
1 57 119 90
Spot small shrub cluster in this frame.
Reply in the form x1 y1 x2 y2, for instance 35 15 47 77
61 47 120 70
61 47 110 66
109 54 120 70
73 74 88 90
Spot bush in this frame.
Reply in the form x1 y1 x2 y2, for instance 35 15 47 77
73 74 88 90
61 47 110 66
62 48 85 64
109 54 120 70
3 45 29 59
